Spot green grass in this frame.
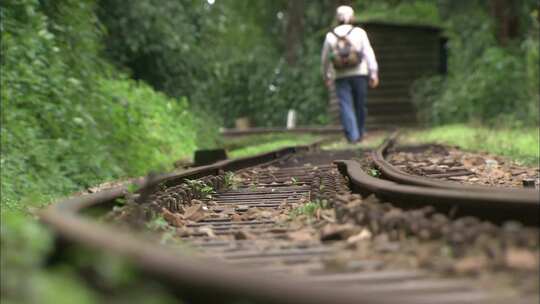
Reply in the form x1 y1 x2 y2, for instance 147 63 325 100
222 134 298 150
290 200 329 218
322 132 388 151
403 124 539 166
227 134 319 158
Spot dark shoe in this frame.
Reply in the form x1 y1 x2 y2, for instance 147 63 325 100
351 137 363 144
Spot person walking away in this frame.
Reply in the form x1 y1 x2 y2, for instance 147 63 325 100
321 5 379 143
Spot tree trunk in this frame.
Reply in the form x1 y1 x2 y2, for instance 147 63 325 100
489 0 520 46
285 0 305 66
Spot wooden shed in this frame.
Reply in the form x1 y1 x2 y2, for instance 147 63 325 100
328 21 447 128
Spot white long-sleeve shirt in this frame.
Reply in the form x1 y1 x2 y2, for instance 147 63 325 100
321 24 378 81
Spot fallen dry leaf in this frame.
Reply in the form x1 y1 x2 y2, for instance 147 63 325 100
321 211 336 223
233 230 257 240
231 213 243 222
487 168 505 179
505 248 539 271
346 229 372 244
320 223 358 241
176 227 193 237
198 226 216 237
161 208 185 227
184 204 207 222
453 256 487 275
287 230 316 242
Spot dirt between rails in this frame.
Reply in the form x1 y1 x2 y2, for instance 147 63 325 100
386 144 540 188
107 148 539 300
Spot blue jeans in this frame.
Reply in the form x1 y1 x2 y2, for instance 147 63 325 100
335 75 368 142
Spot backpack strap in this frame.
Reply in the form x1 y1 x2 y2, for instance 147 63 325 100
330 26 356 39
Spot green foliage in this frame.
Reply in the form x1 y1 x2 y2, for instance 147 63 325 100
355 0 441 25
1 211 102 304
97 0 331 127
185 179 215 198
291 199 329 218
1 211 52 302
1 1 216 303
1 0 218 210
411 2 539 127
97 0 207 97
223 172 238 190
413 47 539 127
145 216 169 232
403 124 540 166
1 0 112 208
96 78 207 176
368 168 381 178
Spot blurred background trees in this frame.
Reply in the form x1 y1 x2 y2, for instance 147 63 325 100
96 0 539 127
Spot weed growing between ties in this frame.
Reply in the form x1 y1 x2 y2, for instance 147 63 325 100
223 172 241 190
185 179 216 199
367 168 381 178
290 199 330 218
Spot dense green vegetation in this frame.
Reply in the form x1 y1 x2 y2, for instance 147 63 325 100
97 0 332 127
1 1 215 303
97 0 539 128
404 125 540 165
410 1 539 127
1 0 218 212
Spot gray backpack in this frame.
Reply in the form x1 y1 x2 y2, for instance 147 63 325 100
329 27 361 69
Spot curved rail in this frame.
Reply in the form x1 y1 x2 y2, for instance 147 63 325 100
333 137 539 225
335 160 539 225
370 136 539 204
40 144 417 304
39 138 539 304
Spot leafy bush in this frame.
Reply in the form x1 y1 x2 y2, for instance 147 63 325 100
98 0 331 128
1 1 219 303
96 78 205 175
355 0 441 25
413 46 538 126
1 0 217 210
411 3 539 127
1 0 113 208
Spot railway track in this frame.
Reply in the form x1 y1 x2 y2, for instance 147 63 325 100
41 136 539 304
340 134 540 225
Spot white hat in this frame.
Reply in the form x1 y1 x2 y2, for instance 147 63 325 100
336 5 354 23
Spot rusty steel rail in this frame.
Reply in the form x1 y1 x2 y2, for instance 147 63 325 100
221 126 396 137
42 205 401 304
372 136 540 198
221 126 344 137
335 158 540 225
40 143 424 304
44 143 322 215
